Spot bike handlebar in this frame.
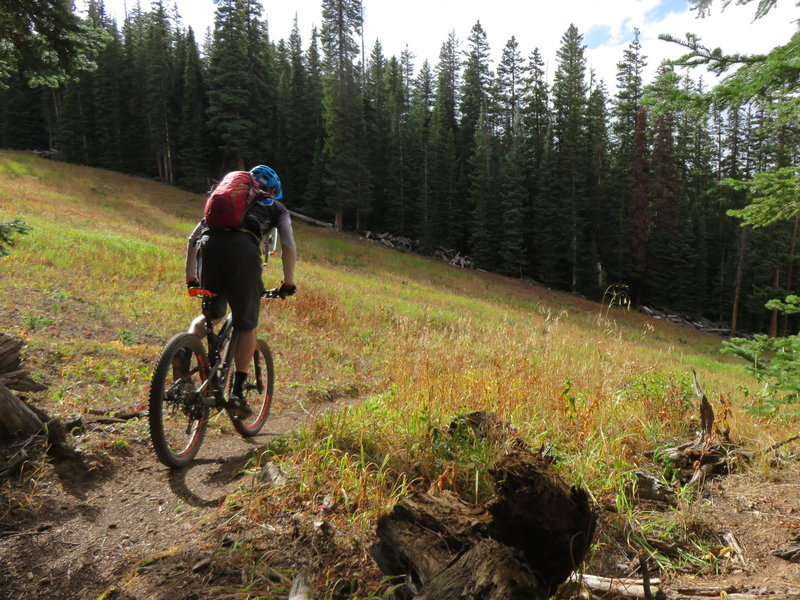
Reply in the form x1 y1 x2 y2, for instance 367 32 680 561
187 287 288 300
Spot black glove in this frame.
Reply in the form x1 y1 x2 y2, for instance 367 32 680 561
278 282 296 298
187 279 200 289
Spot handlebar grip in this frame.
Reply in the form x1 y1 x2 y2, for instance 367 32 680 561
189 287 218 298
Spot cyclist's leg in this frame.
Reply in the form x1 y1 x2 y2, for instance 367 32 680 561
234 329 257 372
227 237 264 375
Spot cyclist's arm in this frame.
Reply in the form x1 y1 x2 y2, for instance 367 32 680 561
185 220 204 284
275 211 296 285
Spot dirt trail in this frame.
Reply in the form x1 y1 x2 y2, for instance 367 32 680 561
0 410 308 600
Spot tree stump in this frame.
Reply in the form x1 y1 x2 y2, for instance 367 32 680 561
0 334 68 455
370 451 597 600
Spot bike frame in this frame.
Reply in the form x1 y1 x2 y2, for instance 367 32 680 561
187 286 282 407
189 295 238 407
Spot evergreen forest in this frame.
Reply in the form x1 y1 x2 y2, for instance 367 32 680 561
1 0 798 335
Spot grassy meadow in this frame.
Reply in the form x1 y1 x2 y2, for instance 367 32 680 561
1 149 796 585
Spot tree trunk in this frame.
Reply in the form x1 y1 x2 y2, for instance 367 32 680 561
781 214 799 336
770 266 780 337
730 226 749 337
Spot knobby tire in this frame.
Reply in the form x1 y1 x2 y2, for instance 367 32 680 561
149 333 209 467
229 338 274 437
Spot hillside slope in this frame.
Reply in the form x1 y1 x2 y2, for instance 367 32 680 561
1 151 798 598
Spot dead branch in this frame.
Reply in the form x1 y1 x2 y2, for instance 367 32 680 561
86 408 146 421
723 532 748 567
768 435 800 452
691 370 714 436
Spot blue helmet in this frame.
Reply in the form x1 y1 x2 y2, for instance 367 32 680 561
249 164 283 201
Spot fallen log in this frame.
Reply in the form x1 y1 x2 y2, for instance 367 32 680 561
664 586 800 600
289 210 333 229
566 572 662 599
370 451 597 599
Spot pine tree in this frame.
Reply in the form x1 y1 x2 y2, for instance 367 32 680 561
381 54 412 235
243 0 276 168
0 0 108 87
498 127 529 277
319 0 370 230
207 0 256 171
630 104 650 302
495 36 524 141
91 16 127 171
582 76 608 295
405 60 434 239
550 24 588 292
282 18 316 207
176 27 209 190
459 21 492 175
0 73 48 150
608 29 646 288
419 35 460 253
118 3 150 174
469 109 499 270
143 0 176 182
519 47 549 277
299 28 327 216
363 40 390 230
646 67 682 306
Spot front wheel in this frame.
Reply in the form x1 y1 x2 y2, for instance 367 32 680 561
149 333 210 467
230 338 274 437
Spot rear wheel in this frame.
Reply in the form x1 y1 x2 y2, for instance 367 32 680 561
149 333 210 467
230 338 273 437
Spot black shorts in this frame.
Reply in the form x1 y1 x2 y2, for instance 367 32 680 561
198 230 264 331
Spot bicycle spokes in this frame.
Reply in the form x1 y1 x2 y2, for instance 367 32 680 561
149 334 210 468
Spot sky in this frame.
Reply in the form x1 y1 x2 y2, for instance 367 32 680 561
76 0 798 87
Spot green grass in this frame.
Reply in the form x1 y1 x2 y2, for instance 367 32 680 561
1 149 796 594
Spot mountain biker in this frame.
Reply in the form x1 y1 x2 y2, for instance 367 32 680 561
184 164 297 418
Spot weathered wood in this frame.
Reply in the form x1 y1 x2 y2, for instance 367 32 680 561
487 453 597 595
0 335 68 455
288 569 313 600
416 539 547 600
0 334 46 392
772 534 800 562
568 573 663 599
722 531 748 567
665 586 800 600
371 490 492 589
371 451 597 599
692 371 715 436
0 334 23 369
0 382 44 438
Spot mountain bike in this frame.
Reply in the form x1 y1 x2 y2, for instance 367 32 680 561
148 287 282 468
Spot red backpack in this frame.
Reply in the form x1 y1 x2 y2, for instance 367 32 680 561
203 171 257 229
